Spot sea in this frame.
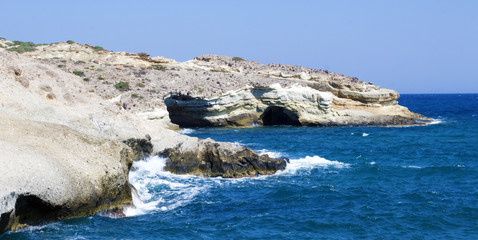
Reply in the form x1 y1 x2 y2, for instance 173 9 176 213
2 94 478 239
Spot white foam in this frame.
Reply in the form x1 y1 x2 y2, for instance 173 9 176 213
369 161 376 165
279 155 350 175
362 133 369 137
125 156 207 216
126 154 349 216
256 149 285 158
231 141 244 147
429 119 443 125
178 128 195 134
402 165 422 169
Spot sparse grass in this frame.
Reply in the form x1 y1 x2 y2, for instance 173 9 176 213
232 57 245 61
131 93 143 99
136 83 145 88
67 40 75 44
93 46 104 51
96 68 104 71
114 81 130 91
6 41 36 53
73 71 84 76
193 85 203 93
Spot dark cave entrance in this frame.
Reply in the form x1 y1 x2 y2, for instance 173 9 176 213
261 106 301 126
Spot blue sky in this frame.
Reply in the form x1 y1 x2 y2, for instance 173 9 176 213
1 0 477 93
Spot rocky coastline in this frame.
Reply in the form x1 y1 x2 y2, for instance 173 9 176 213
0 39 430 234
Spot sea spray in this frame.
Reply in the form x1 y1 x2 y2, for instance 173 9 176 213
126 153 349 216
126 156 207 216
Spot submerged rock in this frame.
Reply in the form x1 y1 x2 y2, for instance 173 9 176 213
159 138 288 178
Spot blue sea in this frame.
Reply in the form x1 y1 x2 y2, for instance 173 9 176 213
3 94 478 239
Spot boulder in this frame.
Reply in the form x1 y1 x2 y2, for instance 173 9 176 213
159 138 288 178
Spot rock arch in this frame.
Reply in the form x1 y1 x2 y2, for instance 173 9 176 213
261 106 301 126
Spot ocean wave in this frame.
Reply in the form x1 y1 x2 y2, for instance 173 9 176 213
126 154 349 215
402 165 422 169
178 128 195 134
125 156 207 216
279 155 350 175
362 133 369 137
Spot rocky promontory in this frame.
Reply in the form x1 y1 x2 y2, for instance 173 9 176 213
0 38 429 234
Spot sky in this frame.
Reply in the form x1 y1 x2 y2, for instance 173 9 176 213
1 0 477 93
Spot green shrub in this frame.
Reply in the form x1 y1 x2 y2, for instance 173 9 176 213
154 65 166 71
6 41 36 53
232 57 245 61
98 75 104 80
96 68 104 71
67 40 75 44
5 42 14 46
73 71 84 76
93 46 104 51
136 83 145 88
83 78 90 82
114 81 130 91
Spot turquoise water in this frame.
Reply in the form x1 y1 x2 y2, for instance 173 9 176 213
2 94 478 239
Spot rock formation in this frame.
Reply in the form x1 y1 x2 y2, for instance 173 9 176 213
160 138 287 177
0 38 430 234
166 84 334 127
0 44 284 234
166 83 428 127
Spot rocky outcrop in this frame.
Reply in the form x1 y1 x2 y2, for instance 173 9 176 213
159 138 288 178
0 117 135 233
166 84 334 127
165 84 429 127
0 47 288 234
0 38 432 233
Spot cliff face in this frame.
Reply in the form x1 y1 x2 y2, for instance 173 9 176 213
166 84 334 127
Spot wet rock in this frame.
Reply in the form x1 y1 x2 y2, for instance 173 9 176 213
159 139 287 178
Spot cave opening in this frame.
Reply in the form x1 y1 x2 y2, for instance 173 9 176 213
261 106 301 126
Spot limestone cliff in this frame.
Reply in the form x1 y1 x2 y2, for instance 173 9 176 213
0 45 284 234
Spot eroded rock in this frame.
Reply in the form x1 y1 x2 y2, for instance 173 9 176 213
159 139 288 178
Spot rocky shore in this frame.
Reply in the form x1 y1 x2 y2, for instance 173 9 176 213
0 39 429 234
